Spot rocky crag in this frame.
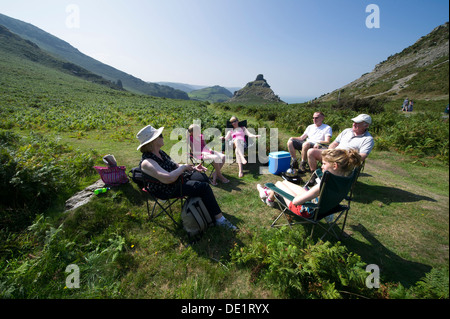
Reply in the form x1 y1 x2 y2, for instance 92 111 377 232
228 74 285 104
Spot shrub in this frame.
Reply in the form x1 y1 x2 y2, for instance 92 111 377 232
0 215 126 298
0 130 98 230
231 228 372 298
379 113 449 162
409 267 449 299
332 97 386 114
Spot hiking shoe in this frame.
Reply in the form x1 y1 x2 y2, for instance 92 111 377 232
298 161 307 173
216 218 238 230
290 159 299 170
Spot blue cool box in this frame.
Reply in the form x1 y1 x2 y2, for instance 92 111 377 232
268 151 291 175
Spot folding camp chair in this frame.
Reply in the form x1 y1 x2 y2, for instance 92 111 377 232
222 119 257 163
223 119 253 150
129 167 185 227
265 168 359 240
142 188 185 227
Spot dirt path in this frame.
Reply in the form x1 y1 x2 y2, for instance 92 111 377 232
364 158 449 204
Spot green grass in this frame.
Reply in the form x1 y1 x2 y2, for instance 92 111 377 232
6 126 446 298
2 96 448 298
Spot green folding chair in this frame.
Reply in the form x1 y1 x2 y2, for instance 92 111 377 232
265 168 360 240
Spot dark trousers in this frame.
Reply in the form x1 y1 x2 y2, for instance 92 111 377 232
175 172 222 218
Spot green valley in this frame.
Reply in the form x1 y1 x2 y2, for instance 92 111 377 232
0 17 448 300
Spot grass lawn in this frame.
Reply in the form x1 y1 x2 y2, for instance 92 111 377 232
49 113 448 298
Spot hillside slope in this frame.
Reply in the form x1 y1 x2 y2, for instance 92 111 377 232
320 22 449 101
0 25 123 91
188 85 233 102
0 13 189 100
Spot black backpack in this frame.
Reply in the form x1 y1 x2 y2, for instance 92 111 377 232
181 197 213 240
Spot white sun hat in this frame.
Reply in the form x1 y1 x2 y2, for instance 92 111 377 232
136 125 164 150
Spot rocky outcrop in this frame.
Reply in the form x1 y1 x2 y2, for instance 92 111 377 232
64 179 105 212
228 74 285 104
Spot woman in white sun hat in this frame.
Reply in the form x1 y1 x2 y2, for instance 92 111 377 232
136 125 237 230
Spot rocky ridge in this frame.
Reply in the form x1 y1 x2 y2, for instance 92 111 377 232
228 74 285 104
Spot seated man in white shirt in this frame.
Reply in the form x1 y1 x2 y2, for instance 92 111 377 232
307 114 374 172
287 112 332 172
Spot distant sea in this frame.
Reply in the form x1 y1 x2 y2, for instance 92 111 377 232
280 96 317 104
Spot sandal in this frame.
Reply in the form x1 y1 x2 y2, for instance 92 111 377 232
219 177 230 183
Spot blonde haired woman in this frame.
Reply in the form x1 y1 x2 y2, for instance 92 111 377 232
257 149 361 216
223 116 260 178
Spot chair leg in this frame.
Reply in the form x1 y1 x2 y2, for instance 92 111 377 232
208 164 216 180
339 209 350 238
271 210 292 228
154 199 181 227
146 196 182 227
317 210 347 241
310 223 316 238
319 222 340 241
146 197 151 219
271 197 294 228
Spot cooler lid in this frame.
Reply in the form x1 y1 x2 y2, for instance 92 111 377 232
269 151 291 158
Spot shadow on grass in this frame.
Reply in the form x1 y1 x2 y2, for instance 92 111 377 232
218 161 270 192
124 180 245 263
353 181 437 204
306 222 432 288
346 223 432 288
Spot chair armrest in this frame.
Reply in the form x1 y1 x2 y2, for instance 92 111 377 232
265 183 319 209
265 183 295 202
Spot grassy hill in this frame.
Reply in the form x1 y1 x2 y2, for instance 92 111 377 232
156 82 206 93
320 22 449 101
0 13 189 100
188 85 233 102
0 16 448 301
158 82 242 95
0 25 123 91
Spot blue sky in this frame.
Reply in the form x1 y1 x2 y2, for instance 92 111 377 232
1 0 448 102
